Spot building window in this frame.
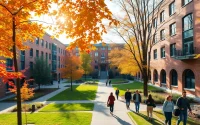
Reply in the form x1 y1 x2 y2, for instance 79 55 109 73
160 10 165 23
29 62 33 70
153 34 158 44
160 29 165 40
49 43 51 49
41 51 43 57
46 53 48 60
182 0 192 6
20 50 25 70
41 39 44 47
170 23 176 36
183 14 193 55
161 47 165 58
95 65 98 69
36 50 39 57
153 18 157 28
95 60 98 63
6 58 13 70
171 69 178 86
183 14 193 32
35 38 39 45
169 1 175 16
108 47 111 50
95 52 98 57
154 70 158 82
101 47 105 50
46 41 48 48
184 69 195 89
101 53 105 57
30 48 33 57
161 69 166 84
170 43 176 57
153 49 157 59
49 53 51 60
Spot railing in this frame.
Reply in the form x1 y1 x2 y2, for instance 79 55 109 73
174 47 199 60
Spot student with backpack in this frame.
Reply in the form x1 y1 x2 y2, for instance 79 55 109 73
163 95 174 125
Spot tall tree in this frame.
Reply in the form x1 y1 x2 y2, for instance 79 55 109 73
80 52 92 81
60 54 84 91
112 0 163 96
32 57 52 91
0 1 116 124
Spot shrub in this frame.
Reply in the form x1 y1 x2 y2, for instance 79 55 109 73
12 102 44 112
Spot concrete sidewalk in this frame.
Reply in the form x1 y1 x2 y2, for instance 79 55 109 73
91 80 134 125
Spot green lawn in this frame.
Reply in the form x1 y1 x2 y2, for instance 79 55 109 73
40 103 94 112
128 111 163 125
0 112 92 125
154 111 199 125
48 84 98 101
113 81 162 96
110 78 129 84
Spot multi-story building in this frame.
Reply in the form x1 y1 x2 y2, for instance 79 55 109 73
148 0 200 97
0 33 67 98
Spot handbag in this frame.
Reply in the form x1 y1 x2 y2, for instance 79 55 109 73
173 107 180 116
107 104 110 107
153 103 156 108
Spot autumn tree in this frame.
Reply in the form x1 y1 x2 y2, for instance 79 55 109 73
80 52 92 81
109 47 140 76
112 0 164 96
60 54 84 91
32 57 52 91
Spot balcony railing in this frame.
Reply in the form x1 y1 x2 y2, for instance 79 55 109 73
174 47 199 60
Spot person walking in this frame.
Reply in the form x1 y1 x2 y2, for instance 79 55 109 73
163 95 174 125
133 90 141 113
176 91 192 125
106 79 108 86
125 89 132 109
109 79 111 86
107 92 115 114
115 88 120 100
146 94 155 122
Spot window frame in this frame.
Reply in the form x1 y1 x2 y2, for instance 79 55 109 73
170 23 176 36
169 1 175 16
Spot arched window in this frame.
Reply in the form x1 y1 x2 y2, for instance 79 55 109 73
184 69 195 89
154 70 158 82
170 69 178 86
160 69 166 84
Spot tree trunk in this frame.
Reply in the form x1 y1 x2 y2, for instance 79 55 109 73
12 17 22 125
143 75 148 97
85 72 86 81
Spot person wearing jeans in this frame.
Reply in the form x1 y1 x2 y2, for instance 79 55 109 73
133 90 141 113
163 95 174 125
125 89 132 109
107 92 115 114
176 91 192 125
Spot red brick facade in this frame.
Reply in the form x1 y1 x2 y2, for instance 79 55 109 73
0 33 67 98
149 0 200 97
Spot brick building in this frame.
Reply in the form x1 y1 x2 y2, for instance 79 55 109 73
0 33 67 98
142 0 200 97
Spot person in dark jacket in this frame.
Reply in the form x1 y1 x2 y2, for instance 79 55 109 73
109 79 111 86
125 89 132 109
146 94 155 121
107 92 115 114
115 88 120 100
176 91 192 125
133 90 141 113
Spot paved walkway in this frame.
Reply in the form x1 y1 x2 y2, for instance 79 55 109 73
91 80 134 125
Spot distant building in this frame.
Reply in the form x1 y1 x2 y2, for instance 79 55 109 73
0 33 67 98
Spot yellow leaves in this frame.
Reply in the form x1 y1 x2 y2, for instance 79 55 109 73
109 47 139 76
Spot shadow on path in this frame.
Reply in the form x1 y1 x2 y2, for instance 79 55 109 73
112 114 132 125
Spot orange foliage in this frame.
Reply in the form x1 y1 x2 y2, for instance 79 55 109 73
9 81 34 101
60 54 84 80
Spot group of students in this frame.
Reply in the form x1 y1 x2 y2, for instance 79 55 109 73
107 89 192 125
